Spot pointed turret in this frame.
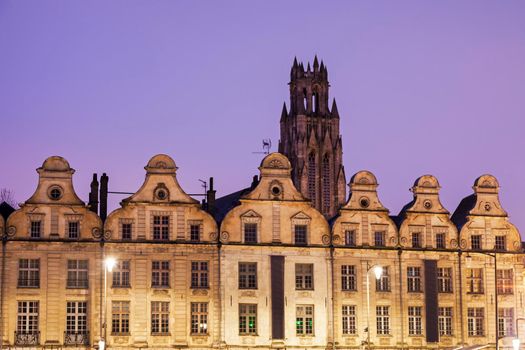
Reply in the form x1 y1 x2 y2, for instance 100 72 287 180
280 102 288 122
331 99 339 118
307 62 311 73
313 55 319 71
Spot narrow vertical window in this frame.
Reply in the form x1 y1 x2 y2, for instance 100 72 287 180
190 224 201 242
151 301 169 335
191 261 209 288
411 232 421 248
30 221 41 238
407 267 421 292
376 306 390 335
341 265 356 291
68 221 79 239
296 305 314 335
18 259 40 288
244 223 257 243
111 301 130 335
408 306 422 335
307 152 316 205
438 307 453 336
191 303 208 334
437 267 453 293
121 223 132 240
436 233 445 249
342 305 356 335
152 215 169 240
294 224 307 245
322 154 330 214
239 304 257 335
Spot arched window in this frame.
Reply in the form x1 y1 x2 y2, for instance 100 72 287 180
322 154 330 213
307 152 316 205
312 92 318 114
303 88 308 111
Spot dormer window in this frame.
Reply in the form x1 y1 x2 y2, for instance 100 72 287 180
294 225 307 245
411 232 421 248
374 231 385 247
68 222 79 239
344 230 356 247
152 215 169 240
471 235 482 250
30 221 41 238
436 233 445 249
244 223 257 244
495 236 506 251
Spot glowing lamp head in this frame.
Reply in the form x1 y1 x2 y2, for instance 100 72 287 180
105 257 117 272
373 266 383 280
513 338 520 350
98 339 105 350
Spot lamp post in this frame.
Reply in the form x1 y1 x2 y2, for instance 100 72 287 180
514 318 525 350
466 252 497 350
99 257 117 350
365 262 383 350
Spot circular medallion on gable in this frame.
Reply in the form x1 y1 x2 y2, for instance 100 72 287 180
423 200 433 210
154 184 169 201
359 197 370 208
48 185 63 200
484 203 491 212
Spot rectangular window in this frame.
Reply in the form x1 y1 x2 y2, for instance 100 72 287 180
67 260 89 288
152 261 170 288
239 303 257 335
68 221 79 239
495 236 506 251
376 306 390 335
467 308 484 336
497 269 513 295
295 225 307 245
471 235 482 250
342 305 356 335
66 301 87 334
244 223 257 243
151 301 169 335
152 215 169 240
191 261 209 288
498 308 514 337
436 233 445 249
191 302 208 334
438 307 453 336
408 306 422 335
376 266 390 292
121 223 132 240
374 231 385 247
190 224 201 241
296 305 314 335
17 301 39 334
30 221 41 238
18 259 40 288
341 265 356 291
407 267 421 292
437 267 453 293
295 263 314 290
112 260 131 288
467 268 484 294
239 262 257 289
344 230 356 247
111 301 130 335
411 232 421 248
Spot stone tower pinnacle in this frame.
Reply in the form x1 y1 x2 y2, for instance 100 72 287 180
279 56 347 218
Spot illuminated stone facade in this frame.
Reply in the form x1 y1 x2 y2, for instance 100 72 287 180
0 153 523 350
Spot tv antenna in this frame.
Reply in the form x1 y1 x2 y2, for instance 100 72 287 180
252 139 272 155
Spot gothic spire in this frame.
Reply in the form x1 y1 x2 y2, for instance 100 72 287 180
280 102 288 122
331 99 339 118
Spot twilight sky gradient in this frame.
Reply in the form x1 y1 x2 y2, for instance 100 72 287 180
1 1 524 235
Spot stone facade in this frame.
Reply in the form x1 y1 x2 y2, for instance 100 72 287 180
0 153 523 350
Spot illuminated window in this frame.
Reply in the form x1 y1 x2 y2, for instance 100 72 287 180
112 261 130 288
407 267 421 292
191 303 208 334
341 265 356 291
437 267 453 293
376 267 390 292
151 302 169 335
295 264 313 290
111 301 130 335
18 259 40 288
376 306 390 335
438 307 453 336
191 261 208 288
467 308 484 336
296 305 314 335
497 269 513 294
342 305 356 335
467 268 484 294
152 261 170 288
498 308 514 337
239 262 257 289
408 306 422 335
239 304 257 335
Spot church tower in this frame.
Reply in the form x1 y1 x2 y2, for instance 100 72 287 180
279 56 347 218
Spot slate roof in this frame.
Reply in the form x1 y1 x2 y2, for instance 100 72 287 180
0 202 15 221
450 194 477 231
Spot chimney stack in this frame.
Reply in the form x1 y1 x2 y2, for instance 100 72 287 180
206 177 216 215
88 173 99 214
100 173 109 222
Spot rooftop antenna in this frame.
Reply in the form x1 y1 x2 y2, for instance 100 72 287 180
198 179 207 194
252 138 272 155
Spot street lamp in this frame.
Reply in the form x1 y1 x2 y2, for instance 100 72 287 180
466 252 498 350
100 257 117 350
365 262 383 350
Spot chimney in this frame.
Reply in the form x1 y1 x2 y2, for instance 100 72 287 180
88 173 99 214
251 175 259 189
100 173 109 222
206 177 216 215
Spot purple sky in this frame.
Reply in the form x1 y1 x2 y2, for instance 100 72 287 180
1 1 524 236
